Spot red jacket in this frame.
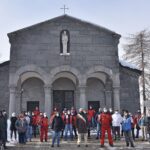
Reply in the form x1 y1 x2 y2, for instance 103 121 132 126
88 109 95 121
72 115 77 127
32 115 38 125
100 112 112 127
33 110 40 116
64 115 73 124
40 117 49 128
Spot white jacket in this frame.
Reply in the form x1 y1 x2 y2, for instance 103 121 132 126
112 112 123 127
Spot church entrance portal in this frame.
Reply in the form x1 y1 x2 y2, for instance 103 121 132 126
88 101 100 112
53 90 74 111
27 101 39 112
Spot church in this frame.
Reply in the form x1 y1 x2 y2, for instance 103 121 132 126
0 15 141 117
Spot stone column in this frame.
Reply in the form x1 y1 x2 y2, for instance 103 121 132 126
105 90 112 108
79 85 87 109
44 84 52 118
113 87 120 111
9 85 16 117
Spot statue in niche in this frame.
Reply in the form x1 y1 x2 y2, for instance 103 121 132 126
60 30 70 55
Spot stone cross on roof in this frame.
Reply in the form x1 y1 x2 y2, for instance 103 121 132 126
60 5 69 14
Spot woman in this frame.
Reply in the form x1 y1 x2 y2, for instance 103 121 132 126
10 112 17 141
15 114 28 144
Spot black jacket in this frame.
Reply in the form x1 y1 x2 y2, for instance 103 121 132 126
0 115 6 141
52 116 64 132
10 116 17 130
76 112 88 133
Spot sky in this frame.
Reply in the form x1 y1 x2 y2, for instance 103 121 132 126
0 0 150 62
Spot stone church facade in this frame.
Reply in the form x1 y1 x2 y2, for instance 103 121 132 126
0 15 141 116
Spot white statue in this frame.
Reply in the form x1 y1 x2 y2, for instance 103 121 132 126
62 31 68 54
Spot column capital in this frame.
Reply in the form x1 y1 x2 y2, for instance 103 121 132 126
78 84 87 89
113 86 120 90
44 84 52 89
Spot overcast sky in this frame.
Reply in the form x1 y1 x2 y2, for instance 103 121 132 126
0 0 150 62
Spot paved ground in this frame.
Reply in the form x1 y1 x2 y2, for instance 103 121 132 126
6 137 150 150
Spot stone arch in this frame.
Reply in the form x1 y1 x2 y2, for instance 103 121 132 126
10 65 49 86
49 65 82 85
85 65 119 87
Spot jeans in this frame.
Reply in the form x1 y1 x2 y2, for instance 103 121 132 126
64 124 73 140
124 130 134 146
32 125 37 138
96 123 101 138
26 125 32 141
52 131 61 146
112 126 120 140
10 129 17 140
18 132 26 144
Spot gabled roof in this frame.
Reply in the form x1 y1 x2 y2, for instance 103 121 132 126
119 63 141 75
0 61 10 67
8 14 121 38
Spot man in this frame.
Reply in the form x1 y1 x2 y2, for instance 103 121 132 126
76 108 88 147
40 113 49 142
64 110 73 141
95 108 102 139
0 111 7 149
51 112 64 147
112 110 123 140
122 110 134 147
100 108 113 147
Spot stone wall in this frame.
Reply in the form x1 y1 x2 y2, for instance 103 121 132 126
86 78 105 107
0 61 9 113
18 78 45 113
8 15 120 76
120 65 141 113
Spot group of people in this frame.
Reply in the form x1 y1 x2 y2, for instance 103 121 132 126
1 106 150 149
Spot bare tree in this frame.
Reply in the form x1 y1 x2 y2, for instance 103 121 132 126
123 29 150 113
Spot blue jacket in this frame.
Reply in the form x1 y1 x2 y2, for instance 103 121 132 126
122 116 132 131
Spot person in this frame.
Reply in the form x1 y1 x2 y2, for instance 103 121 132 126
135 109 141 138
25 112 32 142
112 110 123 140
100 108 113 147
61 108 67 138
40 113 49 142
62 30 68 54
2 110 8 143
146 110 150 142
95 108 102 139
33 106 40 116
51 112 64 147
122 110 134 147
15 114 28 144
64 110 73 141
76 108 88 147
32 112 38 138
71 107 77 139
138 113 148 141
10 112 17 141
129 113 136 141
0 111 7 149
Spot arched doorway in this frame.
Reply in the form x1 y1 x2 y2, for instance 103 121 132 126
52 77 76 111
21 77 44 112
86 77 105 111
